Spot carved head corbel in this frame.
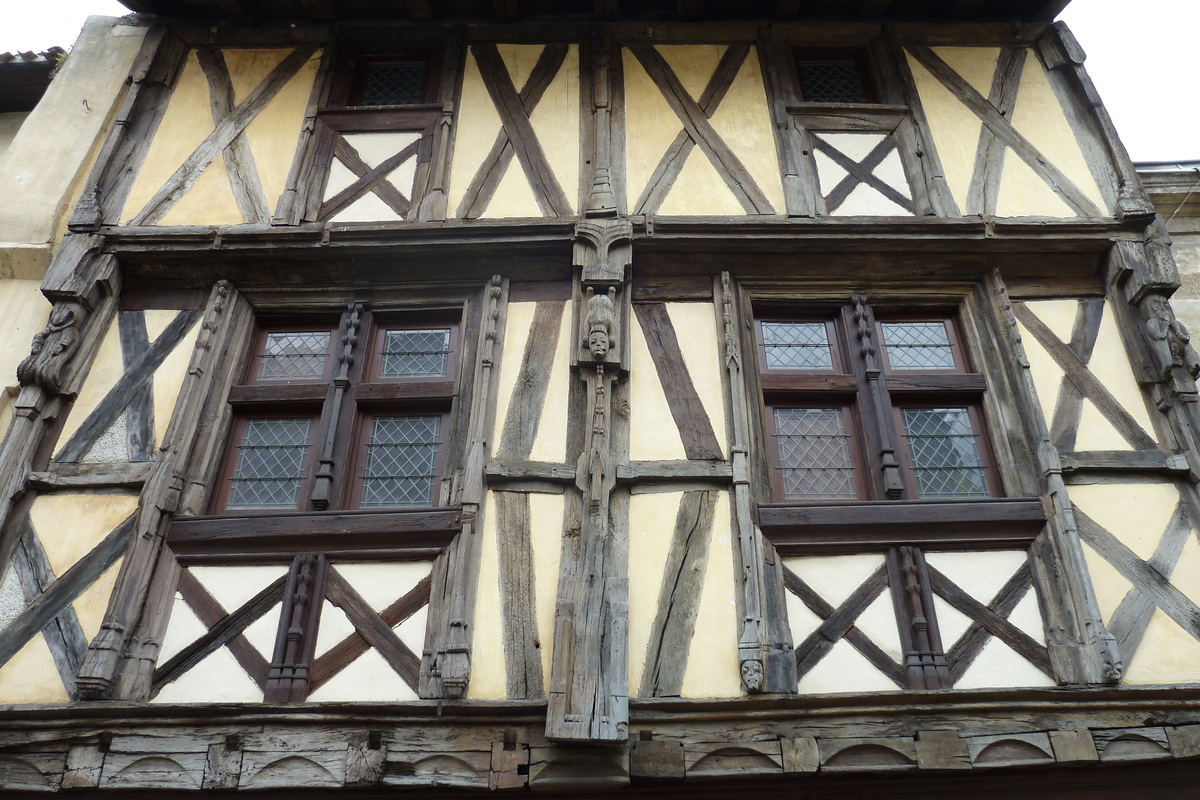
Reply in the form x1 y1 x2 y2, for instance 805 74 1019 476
584 285 618 362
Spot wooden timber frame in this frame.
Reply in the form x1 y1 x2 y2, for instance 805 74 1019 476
8 11 1200 791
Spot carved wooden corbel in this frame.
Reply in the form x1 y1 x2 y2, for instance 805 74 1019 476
16 301 89 395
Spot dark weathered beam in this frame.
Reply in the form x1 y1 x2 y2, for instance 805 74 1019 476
493 0 520 20
405 0 433 19
300 0 339 20
214 0 255 22
1059 450 1190 474
858 0 892 15
594 0 620 18
677 0 705 20
759 498 1046 554
775 0 802 17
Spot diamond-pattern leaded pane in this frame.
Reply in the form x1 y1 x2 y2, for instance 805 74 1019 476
881 322 955 370
773 408 856 499
258 332 330 381
227 419 313 509
361 416 441 507
381 329 450 378
361 62 426 106
762 322 834 370
798 61 868 103
901 408 988 498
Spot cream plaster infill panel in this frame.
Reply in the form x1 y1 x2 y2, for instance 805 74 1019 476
156 593 210 665
932 594 974 651
629 307 687 461
189 564 290 614
152 319 201 448
679 491 741 698
0 634 70 703
526 44 579 216
307 647 418 702
904 51 985 213
29 492 139 577
656 45 726 102
1008 588 1048 645
1169 534 1200 610
706 47 785 215
666 302 727 458
157 149 243 227
628 491 684 695
1088 301 1157 439
0 279 49 395
528 307 571 463
623 48 690 213
853 593 904 663
656 149 744 216
491 302 536 457
931 47 1001 100
1074 397 1132 452
395 603 429 658
798 638 899 694
954 635 1055 689
242 601 283 660
231 49 321 212
1023 298 1078 342
530 492 565 687
834 182 913 218
467 491 505 700
1068 481 1179 562
334 561 432 613
314 599 356 659
1014 317 1065 430
1080 541 1133 625
783 553 884 610
1122 607 1200 685
995 148 1075 219
152 645 263 703
57 315 122 449
924 550 1029 606
120 51 224 223
1009 53 1108 216
480 158 543 219
446 50 504 217
73 560 122 642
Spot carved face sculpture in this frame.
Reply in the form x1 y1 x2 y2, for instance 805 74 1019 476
589 328 610 360
740 659 764 692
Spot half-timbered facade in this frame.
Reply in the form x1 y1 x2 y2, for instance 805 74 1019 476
3 0 1200 795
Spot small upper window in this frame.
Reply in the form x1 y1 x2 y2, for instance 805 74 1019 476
353 58 430 106
794 51 877 104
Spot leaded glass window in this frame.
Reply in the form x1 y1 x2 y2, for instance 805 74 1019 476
761 321 834 370
380 328 451 378
360 416 441 507
773 408 856 499
361 61 427 106
797 60 869 104
900 408 988 498
881 322 956 371
257 331 331 381
227 419 314 509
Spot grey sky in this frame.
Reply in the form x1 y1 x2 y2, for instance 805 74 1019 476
1 0 1195 163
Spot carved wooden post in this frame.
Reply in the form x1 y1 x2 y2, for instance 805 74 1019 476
984 270 1121 685
421 275 507 699
264 553 328 702
311 303 364 509
416 28 465 221
77 281 249 699
887 546 949 690
851 296 905 499
716 273 774 692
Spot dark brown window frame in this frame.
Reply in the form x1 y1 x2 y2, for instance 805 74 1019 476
792 47 882 105
752 296 1048 692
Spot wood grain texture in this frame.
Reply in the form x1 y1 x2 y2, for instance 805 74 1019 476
318 135 419 221
629 44 774 215
633 45 749 215
130 46 317 226
471 43 572 217
634 303 722 460
497 301 565 460
1013 302 1155 450
458 44 568 219
816 134 915 214
639 490 717 697
1048 298 1104 452
906 46 1101 218
784 563 904 686
56 310 202 463
944 558 1037 683
965 47 1025 216
0 514 135 671
494 491 544 698
324 568 422 693
196 48 270 225
118 311 155 462
177 568 269 689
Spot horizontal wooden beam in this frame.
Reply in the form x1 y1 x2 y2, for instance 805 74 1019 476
1059 450 1191 474
758 498 1046 554
788 104 908 134
29 462 152 491
486 460 576 483
168 509 461 562
617 460 733 483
